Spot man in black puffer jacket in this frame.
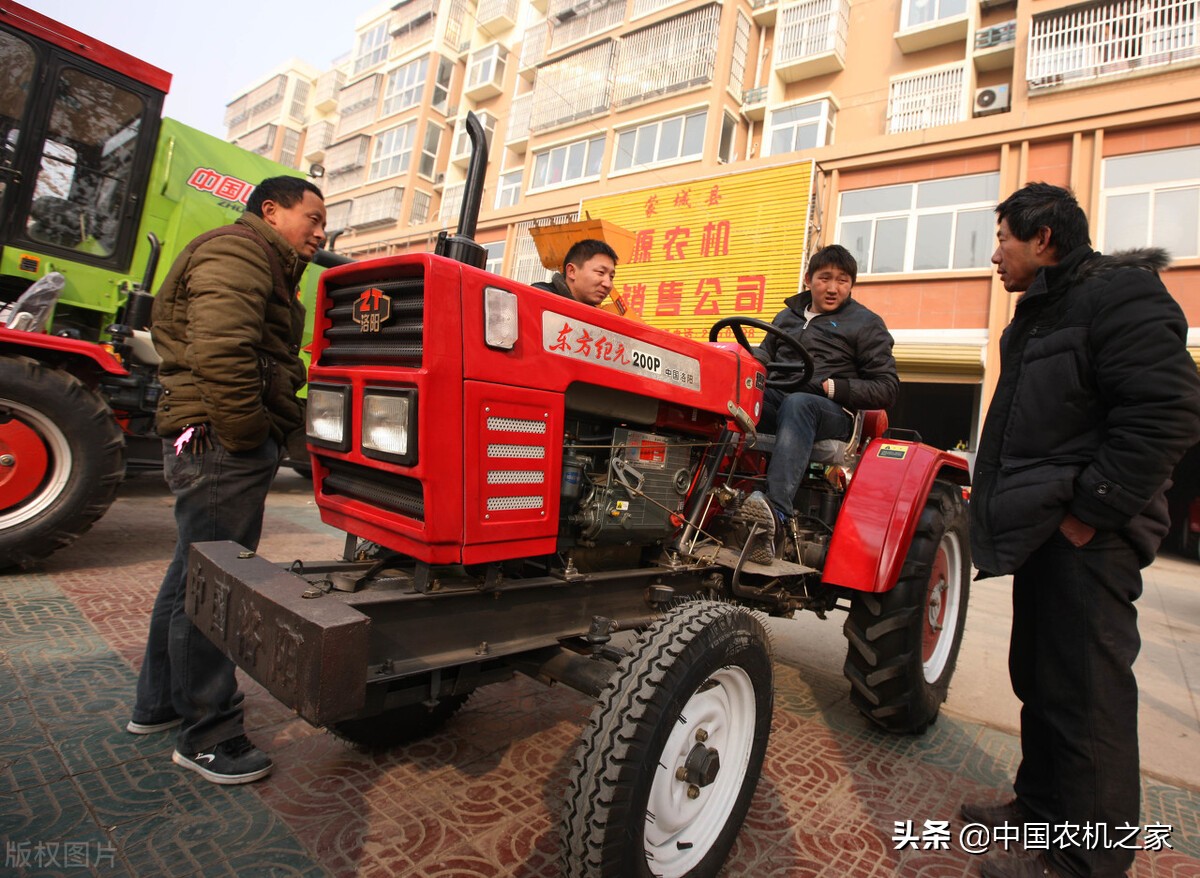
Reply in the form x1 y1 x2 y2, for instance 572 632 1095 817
747 244 898 561
964 183 1200 878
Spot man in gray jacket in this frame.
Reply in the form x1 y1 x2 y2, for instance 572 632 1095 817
747 244 898 561
965 183 1200 878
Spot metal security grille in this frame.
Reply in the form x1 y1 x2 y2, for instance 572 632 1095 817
321 457 425 521
487 444 546 458
486 496 544 511
319 274 424 367
487 471 546 484
887 64 965 134
613 5 720 108
486 417 546 434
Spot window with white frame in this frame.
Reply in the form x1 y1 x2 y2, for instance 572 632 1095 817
530 135 605 191
496 169 523 208
729 13 751 100
369 122 416 181
439 182 465 225
451 112 496 161
837 172 999 274
354 21 390 74
719 112 737 163
548 0 625 52
531 41 616 132
613 4 720 108
410 190 432 225
767 100 835 156
336 74 382 137
613 111 706 173
467 44 507 91
326 200 353 231
432 58 454 114
887 64 965 135
419 123 442 179
382 57 428 116
289 80 310 121
901 0 967 30
355 187 404 228
280 128 301 166
483 240 505 274
513 213 578 284
1102 145 1200 259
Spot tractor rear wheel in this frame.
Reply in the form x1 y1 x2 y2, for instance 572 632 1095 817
0 356 125 569
328 694 470 750
562 601 772 878
842 480 970 734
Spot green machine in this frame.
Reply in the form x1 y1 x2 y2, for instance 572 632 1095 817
1 1 326 567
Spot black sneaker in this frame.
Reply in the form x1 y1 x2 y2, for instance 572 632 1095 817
741 491 777 563
126 716 182 735
172 735 273 785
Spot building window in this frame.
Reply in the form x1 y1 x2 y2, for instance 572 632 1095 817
382 57 428 116
496 169 523 208
514 213 578 284
326 200 353 231
1102 145 1200 259
419 122 442 179
548 0 625 52
369 122 416 181
901 0 967 30
484 240 506 274
354 21 390 74
613 110 706 173
439 182 465 225
613 4 720 108
289 80 310 121
432 57 454 114
529 135 605 191
355 187 404 228
532 41 616 132
410 190 432 225
336 74 382 137
729 13 751 100
887 64 965 134
766 100 835 156
280 128 301 166
467 44 507 92
451 112 496 161
838 172 999 274
719 112 737 163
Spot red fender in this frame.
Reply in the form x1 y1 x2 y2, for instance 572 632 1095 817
821 439 969 593
0 326 129 376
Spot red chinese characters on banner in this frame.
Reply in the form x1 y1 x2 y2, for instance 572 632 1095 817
548 322 632 364
186 168 254 205
649 275 767 319
631 230 654 264
663 227 689 261
622 283 646 316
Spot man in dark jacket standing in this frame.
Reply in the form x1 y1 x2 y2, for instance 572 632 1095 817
128 176 326 784
747 244 898 561
965 183 1200 878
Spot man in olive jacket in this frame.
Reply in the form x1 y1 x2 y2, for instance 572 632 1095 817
964 183 1200 878
747 244 898 562
129 176 326 785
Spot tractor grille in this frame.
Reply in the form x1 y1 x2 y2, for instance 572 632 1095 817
319 274 424 367
321 457 425 521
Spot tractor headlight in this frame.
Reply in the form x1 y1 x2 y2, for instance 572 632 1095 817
306 384 350 451
484 286 518 350
361 388 417 465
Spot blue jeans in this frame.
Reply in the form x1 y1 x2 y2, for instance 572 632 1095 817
760 389 852 517
132 434 280 752
1010 529 1142 878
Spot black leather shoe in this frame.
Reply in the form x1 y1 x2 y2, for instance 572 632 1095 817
960 798 1032 828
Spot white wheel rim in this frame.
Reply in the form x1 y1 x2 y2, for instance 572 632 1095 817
923 529 963 683
0 399 72 528
644 665 756 877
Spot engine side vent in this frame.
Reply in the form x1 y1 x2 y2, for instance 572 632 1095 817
481 407 551 519
319 273 425 367
320 457 425 521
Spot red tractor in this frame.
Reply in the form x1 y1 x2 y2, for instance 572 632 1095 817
189 116 970 878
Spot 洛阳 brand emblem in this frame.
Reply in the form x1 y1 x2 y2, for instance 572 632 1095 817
352 288 391 333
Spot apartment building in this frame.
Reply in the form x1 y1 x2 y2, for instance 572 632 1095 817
225 60 324 168
226 0 1200 450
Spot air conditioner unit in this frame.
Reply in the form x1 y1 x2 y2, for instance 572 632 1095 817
973 84 1010 116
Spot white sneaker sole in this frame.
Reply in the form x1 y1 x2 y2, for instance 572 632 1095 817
126 717 183 735
172 749 273 785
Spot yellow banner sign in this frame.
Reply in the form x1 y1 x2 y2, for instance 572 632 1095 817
581 161 814 344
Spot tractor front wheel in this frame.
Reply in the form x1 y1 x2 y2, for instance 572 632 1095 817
562 600 773 878
842 480 970 734
0 356 125 569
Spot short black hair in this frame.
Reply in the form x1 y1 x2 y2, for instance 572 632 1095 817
245 176 324 218
995 182 1091 255
805 244 858 285
563 238 618 272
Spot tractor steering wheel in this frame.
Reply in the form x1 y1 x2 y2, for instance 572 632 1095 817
709 316 815 392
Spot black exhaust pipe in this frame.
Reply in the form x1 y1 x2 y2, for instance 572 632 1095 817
434 111 488 269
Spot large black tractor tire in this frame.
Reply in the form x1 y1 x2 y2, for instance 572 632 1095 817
562 601 773 878
328 694 470 750
0 356 125 570
842 479 970 734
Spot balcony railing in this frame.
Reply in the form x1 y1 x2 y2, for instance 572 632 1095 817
532 40 616 131
775 0 850 81
1028 0 1198 90
613 4 720 107
887 63 966 133
506 92 533 149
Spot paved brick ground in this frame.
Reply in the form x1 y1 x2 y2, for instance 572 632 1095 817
2 472 1198 877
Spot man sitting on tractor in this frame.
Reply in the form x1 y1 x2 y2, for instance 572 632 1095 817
745 244 899 562
532 238 618 307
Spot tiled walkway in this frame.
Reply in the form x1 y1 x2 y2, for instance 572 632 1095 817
2 475 1198 877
